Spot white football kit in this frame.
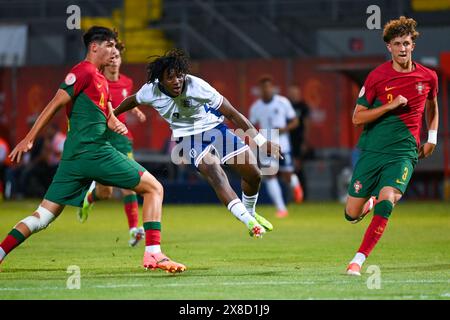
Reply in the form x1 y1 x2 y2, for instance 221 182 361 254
135 74 248 167
136 74 224 138
249 94 296 171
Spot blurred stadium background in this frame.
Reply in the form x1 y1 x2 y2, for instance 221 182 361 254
0 0 449 204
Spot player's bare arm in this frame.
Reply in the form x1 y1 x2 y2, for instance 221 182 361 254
107 101 128 136
419 96 439 159
131 107 147 122
352 94 408 126
218 97 283 159
9 89 71 163
114 94 139 117
279 117 299 133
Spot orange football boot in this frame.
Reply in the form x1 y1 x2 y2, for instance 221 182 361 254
143 252 186 273
346 263 362 276
276 210 289 218
293 184 304 203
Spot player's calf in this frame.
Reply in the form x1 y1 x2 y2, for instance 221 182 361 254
0 206 56 263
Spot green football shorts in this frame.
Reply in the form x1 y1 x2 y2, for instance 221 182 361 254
348 151 417 198
108 130 134 159
44 144 146 207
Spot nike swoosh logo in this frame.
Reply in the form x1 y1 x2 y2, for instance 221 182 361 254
385 86 396 91
395 179 405 185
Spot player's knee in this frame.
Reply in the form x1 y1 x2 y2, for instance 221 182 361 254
96 187 113 200
247 167 262 186
378 187 402 205
344 207 359 221
145 180 164 199
19 206 55 234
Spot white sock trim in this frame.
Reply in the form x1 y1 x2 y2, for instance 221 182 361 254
0 247 6 260
265 178 287 211
227 199 255 226
145 245 161 254
242 192 258 216
350 252 366 266
290 174 300 188
227 198 241 211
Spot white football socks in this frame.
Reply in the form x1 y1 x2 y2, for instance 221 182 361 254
242 192 258 217
290 174 300 188
350 252 366 266
227 199 256 226
265 178 287 211
145 245 161 254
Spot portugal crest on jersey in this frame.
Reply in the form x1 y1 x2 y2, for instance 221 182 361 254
353 180 362 194
122 88 128 98
416 82 424 94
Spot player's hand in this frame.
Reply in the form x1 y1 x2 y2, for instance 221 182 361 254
263 141 284 160
390 95 408 109
133 108 147 122
108 114 128 136
9 139 33 163
418 142 435 159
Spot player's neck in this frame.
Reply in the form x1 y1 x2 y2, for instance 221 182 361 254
262 95 274 103
391 59 414 73
85 54 103 70
104 70 119 81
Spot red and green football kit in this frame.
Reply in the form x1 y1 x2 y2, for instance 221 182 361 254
106 74 135 158
44 61 146 207
348 61 438 197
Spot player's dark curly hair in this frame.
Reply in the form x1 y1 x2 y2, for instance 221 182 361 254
383 16 419 43
146 49 190 83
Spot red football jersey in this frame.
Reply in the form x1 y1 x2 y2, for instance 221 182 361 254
107 74 134 140
356 61 438 155
62 60 111 119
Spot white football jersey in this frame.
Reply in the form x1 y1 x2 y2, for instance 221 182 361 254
249 94 296 152
135 74 224 137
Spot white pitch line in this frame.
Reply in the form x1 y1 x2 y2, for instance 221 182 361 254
0 278 449 292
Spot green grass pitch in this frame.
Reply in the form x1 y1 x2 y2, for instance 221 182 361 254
0 200 449 299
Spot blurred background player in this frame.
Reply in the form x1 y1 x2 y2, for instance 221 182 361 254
249 76 303 218
287 84 311 200
345 17 439 276
0 136 11 200
0 26 186 273
114 49 282 238
78 42 148 247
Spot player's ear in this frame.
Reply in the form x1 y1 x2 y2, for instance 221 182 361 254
90 41 98 53
386 43 392 53
411 42 415 52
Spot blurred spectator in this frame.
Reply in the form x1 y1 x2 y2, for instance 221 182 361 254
287 84 313 199
5 123 64 199
0 136 11 200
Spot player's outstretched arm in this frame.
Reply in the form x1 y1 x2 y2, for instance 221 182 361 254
114 94 139 117
218 97 283 159
352 95 408 126
419 96 439 159
131 107 147 122
9 89 70 163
